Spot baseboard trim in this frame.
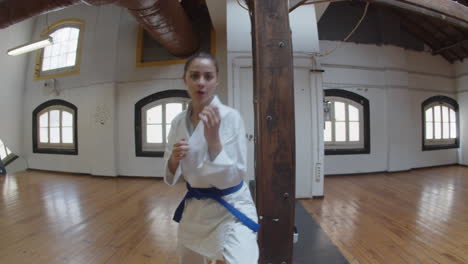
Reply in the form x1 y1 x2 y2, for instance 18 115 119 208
325 163 464 177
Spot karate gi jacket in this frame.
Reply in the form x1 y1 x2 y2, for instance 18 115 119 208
163 96 258 260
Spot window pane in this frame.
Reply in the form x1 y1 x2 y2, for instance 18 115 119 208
40 128 49 143
62 127 73 144
425 122 433 140
349 122 359 141
442 122 449 139
42 57 51 71
50 110 60 127
66 53 76 67
334 102 346 121
324 121 332 142
52 45 60 56
0 147 6 160
166 103 183 124
434 106 441 122
57 42 67 57
58 53 67 68
335 121 346 142
442 106 449 123
434 122 441 139
166 125 171 143
147 105 162 124
56 28 69 42
70 28 79 40
62 111 73 127
40 113 49 127
425 108 433 122
50 127 60 143
147 124 163 143
44 27 79 72
50 56 59 69
348 105 359 121
44 46 52 58
449 109 456 123
450 123 457 138
68 39 78 53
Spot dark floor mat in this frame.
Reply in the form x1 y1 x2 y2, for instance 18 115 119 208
293 201 349 264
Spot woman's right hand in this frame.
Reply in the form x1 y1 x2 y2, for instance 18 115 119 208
171 138 190 162
168 138 189 174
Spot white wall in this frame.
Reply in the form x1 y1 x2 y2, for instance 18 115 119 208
4 2 464 182
455 60 468 165
22 4 121 175
21 3 229 177
319 41 459 174
0 18 35 156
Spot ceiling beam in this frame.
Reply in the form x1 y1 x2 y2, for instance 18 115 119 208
289 0 308 12
433 39 468 55
400 16 455 62
365 0 468 28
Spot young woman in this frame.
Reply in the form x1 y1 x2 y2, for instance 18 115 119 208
163 52 259 264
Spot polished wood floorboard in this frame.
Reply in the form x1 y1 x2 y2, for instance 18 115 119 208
301 165 468 264
1 166 467 263
0 170 185 264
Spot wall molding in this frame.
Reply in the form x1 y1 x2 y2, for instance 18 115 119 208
323 82 457 94
321 63 455 79
455 72 468 79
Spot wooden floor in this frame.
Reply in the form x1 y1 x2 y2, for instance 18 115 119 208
0 170 185 264
0 166 467 264
301 165 468 264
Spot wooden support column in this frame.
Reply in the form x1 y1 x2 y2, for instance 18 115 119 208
250 0 296 263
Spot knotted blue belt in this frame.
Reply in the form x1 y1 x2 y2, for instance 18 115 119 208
173 181 260 233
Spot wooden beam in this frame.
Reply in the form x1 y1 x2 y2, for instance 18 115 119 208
433 39 468 54
289 0 308 12
365 0 468 28
250 0 296 263
400 15 455 62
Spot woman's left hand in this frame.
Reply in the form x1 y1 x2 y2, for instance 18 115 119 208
199 105 222 159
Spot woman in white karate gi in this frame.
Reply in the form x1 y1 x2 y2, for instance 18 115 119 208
164 52 259 264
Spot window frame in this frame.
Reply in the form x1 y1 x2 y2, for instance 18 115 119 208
324 89 370 155
135 90 190 157
34 19 85 81
422 96 459 151
33 99 78 155
0 139 17 166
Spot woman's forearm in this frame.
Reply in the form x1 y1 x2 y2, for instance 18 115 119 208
168 155 179 174
208 141 222 161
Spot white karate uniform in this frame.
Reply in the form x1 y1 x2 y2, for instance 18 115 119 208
163 96 259 264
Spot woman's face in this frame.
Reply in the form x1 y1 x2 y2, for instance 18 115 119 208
183 58 218 107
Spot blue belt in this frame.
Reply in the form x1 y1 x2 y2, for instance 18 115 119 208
173 181 260 233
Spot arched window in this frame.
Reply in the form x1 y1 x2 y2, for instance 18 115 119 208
33 100 78 154
324 89 370 155
34 19 84 80
0 138 15 165
135 90 190 157
422 96 459 150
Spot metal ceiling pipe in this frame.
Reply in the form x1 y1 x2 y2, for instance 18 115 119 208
0 0 81 29
117 0 199 57
1 0 200 57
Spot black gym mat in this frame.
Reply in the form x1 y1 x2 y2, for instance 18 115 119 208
293 201 349 264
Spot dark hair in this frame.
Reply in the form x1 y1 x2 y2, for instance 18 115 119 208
183 52 219 77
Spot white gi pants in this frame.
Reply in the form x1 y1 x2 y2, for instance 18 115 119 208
178 222 259 264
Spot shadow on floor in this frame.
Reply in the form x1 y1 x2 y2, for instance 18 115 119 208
293 201 349 264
